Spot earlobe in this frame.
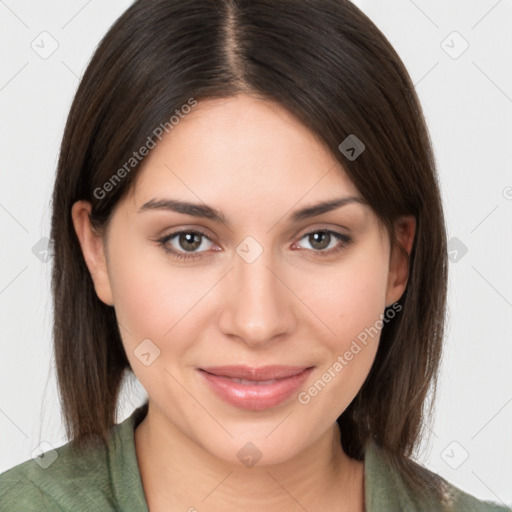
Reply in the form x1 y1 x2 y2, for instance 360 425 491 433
71 200 114 306
385 215 416 307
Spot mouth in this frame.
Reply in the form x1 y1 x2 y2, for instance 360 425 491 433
197 365 314 411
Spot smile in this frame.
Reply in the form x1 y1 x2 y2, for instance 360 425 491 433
197 365 314 411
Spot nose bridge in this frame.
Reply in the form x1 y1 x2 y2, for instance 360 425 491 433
218 236 293 345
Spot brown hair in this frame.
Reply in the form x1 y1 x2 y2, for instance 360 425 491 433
51 0 447 496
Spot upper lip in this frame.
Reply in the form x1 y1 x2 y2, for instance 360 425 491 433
199 365 311 381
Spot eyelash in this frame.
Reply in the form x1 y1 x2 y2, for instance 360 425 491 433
155 229 353 262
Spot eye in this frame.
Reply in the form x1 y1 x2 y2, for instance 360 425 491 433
156 230 215 261
293 229 352 256
155 228 352 262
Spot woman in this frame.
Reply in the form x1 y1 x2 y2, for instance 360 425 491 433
0 0 509 510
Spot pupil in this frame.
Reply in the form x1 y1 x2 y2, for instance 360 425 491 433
311 232 330 250
180 233 201 251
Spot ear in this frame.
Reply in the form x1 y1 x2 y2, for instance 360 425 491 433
71 200 114 306
385 215 416 307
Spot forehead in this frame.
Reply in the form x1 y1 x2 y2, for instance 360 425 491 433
126 94 361 207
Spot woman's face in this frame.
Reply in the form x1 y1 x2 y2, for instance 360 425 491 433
74 94 414 466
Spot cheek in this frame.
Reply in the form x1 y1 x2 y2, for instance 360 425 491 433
109 259 170 337
106 239 211 396
106 233 201 346
295 240 389 410
303 239 390 346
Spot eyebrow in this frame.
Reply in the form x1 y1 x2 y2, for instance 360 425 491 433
137 196 366 225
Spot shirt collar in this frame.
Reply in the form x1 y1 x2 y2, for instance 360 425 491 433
364 441 419 511
108 402 150 512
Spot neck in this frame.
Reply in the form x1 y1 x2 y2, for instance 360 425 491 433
134 404 365 512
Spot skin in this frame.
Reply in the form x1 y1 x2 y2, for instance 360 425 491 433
72 94 415 512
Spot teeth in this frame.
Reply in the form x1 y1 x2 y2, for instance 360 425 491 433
229 378 278 385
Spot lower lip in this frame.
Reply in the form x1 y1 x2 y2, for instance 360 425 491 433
198 367 313 411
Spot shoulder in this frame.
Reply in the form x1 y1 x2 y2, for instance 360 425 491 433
364 442 511 512
0 435 111 512
0 404 149 512
437 476 512 512
0 464 62 512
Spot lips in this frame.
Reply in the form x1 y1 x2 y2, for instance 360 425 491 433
200 365 309 381
197 365 314 411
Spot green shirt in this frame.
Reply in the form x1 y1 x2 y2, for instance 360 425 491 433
1 403 509 511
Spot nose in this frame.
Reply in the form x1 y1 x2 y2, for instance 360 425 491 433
217 244 296 348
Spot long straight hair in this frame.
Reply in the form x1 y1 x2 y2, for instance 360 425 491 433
51 0 447 497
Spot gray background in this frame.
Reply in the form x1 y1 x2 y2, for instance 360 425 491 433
1 0 511 506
